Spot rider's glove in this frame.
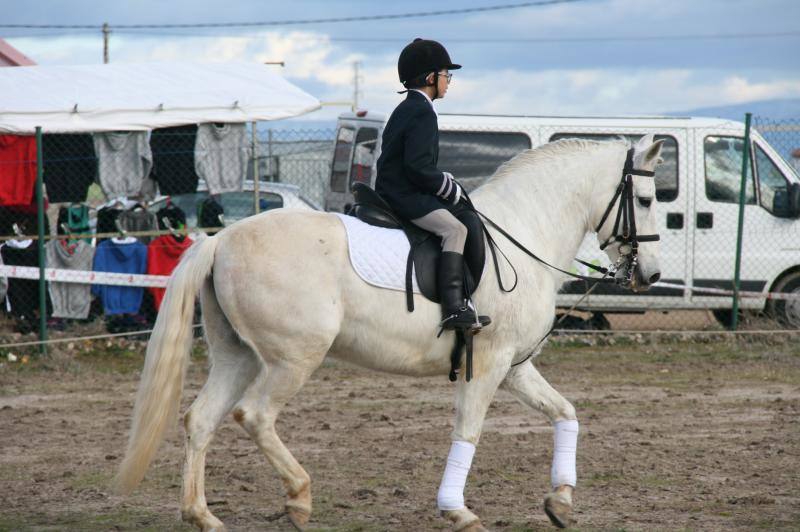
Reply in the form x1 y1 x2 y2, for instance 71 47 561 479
438 172 462 205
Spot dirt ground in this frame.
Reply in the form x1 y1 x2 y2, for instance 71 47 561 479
1 335 798 531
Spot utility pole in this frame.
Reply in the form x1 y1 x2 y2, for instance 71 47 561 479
102 23 110 64
352 61 360 112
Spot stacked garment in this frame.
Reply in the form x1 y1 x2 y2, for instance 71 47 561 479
1 239 46 322
93 131 154 200
91 237 148 315
0 135 37 206
46 239 95 319
147 234 193 310
150 125 200 195
195 123 249 194
42 134 97 203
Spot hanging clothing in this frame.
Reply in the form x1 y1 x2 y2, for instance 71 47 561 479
0 203 50 238
150 125 200 195
1 239 41 319
91 238 148 315
118 207 158 244
57 204 91 243
0 135 37 206
95 205 124 243
0 252 7 304
42 134 97 203
93 131 153 199
156 203 187 231
194 123 249 194
147 234 193 310
45 239 95 319
197 196 225 230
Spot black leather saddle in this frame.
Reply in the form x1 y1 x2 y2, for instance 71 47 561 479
350 183 486 312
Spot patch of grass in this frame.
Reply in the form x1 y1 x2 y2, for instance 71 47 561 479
67 470 113 491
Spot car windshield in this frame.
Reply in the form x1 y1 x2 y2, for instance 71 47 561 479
151 191 284 228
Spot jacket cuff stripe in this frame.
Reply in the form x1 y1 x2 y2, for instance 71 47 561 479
436 174 449 196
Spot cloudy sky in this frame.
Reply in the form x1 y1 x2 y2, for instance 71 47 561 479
3 0 799 120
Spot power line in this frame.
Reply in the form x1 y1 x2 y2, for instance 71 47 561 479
0 0 588 30
10 28 798 44
104 29 800 43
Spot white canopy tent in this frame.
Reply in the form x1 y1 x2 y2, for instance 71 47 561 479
0 61 320 133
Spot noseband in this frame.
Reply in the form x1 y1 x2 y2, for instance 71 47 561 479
594 148 660 283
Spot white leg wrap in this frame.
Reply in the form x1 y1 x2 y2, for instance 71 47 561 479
551 419 579 489
437 441 475 511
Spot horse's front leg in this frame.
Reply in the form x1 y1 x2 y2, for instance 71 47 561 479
438 356 509 531
501 361 578 529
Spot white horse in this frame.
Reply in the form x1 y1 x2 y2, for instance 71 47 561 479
115 135 664 531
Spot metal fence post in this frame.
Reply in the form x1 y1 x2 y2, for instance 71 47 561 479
731 113 752 331
35 126 47 355
267 129 274 182
252 122 260 214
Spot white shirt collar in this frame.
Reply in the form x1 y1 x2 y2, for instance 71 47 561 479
411 89 437 116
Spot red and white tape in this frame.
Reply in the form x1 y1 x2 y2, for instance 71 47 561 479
0 265 169 288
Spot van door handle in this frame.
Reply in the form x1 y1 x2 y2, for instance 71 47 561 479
697 212 713 229
666 212 683 229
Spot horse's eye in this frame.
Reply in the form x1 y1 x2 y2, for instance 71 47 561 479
638 197 652 208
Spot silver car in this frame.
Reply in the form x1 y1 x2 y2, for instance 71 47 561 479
147 180 320 228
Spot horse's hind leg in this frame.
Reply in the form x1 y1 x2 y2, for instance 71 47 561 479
181 284 262 531
501 362 578 529
232 358 322 530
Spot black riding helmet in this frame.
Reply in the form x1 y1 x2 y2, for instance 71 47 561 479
398 38 461 88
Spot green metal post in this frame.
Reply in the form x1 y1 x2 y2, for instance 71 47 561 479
731 113 752 331
35 127 48 355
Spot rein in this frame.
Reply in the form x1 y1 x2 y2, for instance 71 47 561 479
463 147 659 368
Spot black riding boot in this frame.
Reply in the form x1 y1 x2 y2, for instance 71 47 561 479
438 251 491 332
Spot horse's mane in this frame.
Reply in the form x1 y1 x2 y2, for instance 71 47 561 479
490 138 628 182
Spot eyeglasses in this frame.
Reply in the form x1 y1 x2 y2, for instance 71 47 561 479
439 72 453 82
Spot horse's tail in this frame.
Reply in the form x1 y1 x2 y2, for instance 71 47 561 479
114 234 219 494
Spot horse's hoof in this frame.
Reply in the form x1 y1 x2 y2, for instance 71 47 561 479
441 508 487 531
544 489 574 529
181 507 226 531
286 505 311 531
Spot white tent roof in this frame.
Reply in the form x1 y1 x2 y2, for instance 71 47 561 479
0 61 321 134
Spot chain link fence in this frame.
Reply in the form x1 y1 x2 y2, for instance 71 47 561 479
1 116 799 351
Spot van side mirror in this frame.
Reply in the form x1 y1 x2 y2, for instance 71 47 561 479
773 183 800 218
791 183 800 218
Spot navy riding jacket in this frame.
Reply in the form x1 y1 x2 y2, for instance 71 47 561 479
375 91 453 220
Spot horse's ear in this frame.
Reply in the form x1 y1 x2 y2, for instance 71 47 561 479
644 139 665 165
635 134 655 151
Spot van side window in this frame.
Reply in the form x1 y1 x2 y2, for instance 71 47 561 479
349 127 379 187
755 144 789 215
549 133 679 202
703 136 755 205
330 127 355 193
439 131 532 192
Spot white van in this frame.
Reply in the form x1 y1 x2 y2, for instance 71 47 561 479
324 111 800 327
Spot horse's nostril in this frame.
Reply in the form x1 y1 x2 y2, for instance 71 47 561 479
648 272 661 284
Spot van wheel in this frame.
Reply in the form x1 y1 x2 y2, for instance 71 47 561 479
768 272 800 328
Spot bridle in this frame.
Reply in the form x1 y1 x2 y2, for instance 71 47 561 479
593 147 660 285
472 146 660 292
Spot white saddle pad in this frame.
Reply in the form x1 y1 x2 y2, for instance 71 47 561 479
334 213 420 293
